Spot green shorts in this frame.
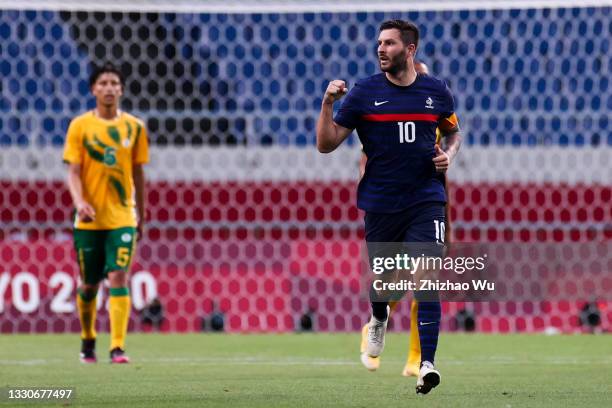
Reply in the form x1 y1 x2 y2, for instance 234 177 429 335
73 227 137 285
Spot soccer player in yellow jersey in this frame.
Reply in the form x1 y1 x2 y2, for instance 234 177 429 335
63 63 149 364
358 61 453 377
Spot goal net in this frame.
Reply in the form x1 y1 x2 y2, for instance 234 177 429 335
0 0 610 333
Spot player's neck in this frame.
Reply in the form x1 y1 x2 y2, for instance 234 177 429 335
385 67 417 87
94 106 121 121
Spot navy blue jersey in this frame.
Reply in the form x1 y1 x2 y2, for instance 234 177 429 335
334 73 459 213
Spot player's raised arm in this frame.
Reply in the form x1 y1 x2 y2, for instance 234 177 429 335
316 80 353 153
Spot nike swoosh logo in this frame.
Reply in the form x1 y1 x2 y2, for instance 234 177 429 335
374 100 389 106
419 321 436 326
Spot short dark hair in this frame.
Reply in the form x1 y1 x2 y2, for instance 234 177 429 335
89 63 125 89
379 20 419 48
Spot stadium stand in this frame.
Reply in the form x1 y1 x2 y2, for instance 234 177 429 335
0 2 610 333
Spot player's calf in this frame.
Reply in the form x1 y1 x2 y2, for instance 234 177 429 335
108 270 132 364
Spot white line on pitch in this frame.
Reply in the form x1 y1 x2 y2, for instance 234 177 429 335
1 356 611 366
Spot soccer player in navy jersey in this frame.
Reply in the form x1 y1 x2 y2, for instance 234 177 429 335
358 61 450 378
316 20 462 394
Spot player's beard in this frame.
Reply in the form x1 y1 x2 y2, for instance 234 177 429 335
379 50 408 75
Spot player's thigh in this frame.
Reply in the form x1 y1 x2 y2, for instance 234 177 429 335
365 210 412 282
404 203 445 300
73 229 106 285
364 210 412 243
403 203 446 244
104 227 137 275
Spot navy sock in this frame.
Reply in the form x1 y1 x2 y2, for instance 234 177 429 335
416 299 441 364
369 285 389 320
371 301 389 321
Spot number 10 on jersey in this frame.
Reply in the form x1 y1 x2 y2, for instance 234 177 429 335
398 121 416 143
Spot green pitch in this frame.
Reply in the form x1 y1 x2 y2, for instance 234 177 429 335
0 333 610 407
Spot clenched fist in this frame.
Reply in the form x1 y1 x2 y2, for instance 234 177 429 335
432 144 450 173
322 80 348 105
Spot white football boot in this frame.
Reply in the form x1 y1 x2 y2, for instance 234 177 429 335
415 360 441 394
366 306 390 358
360 323 380 371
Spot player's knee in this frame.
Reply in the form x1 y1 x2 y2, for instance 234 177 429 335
107 270 128 288
80 283 99 297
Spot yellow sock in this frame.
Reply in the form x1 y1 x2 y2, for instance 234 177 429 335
77 291 97 340
109 287 131 350
408 299 421 366
389 300 400 313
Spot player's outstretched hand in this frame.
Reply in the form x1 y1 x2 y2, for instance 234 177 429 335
433 145 450 173
76 201 96 222
323 80 348 104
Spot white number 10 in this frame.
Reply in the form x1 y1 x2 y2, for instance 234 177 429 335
398 121 416 143
434 220 445 244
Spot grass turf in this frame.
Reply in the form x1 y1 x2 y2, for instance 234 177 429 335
0 333 610 407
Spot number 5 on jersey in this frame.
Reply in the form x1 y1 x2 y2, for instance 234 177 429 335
398 121 416 143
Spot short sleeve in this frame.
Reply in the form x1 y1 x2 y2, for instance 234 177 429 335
333 86 362 130
438 83 460 133
63 119 83 164
133 121 150 164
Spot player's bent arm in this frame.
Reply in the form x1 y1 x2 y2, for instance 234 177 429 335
316 79 351 153
441 130 462 164
316 108 352 153
132 164 146 235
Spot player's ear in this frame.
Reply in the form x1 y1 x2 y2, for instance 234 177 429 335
407 43 417 56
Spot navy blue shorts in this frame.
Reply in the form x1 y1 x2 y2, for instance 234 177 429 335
365 202 446 302
365 201 446 244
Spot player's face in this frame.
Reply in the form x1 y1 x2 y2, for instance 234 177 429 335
377 29 415 74
91 73 123 108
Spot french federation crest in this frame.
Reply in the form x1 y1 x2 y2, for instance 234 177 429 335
425 97 434 109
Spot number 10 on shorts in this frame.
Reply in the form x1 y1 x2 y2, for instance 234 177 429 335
434 220 445 244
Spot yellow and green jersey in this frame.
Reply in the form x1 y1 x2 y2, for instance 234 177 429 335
63 110 149 230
